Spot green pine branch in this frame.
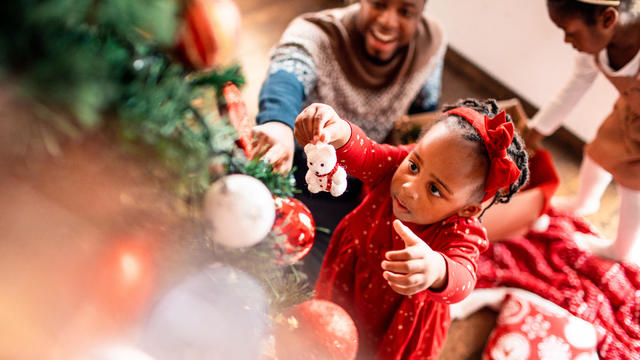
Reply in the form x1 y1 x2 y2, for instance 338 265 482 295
0 0 308 308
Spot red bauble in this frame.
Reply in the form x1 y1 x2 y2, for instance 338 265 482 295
274 299 358 360
177 0 241 69
272 197 315 264
91 234 155 320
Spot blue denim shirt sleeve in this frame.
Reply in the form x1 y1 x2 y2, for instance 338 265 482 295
255 70 306 130
255 44 317 129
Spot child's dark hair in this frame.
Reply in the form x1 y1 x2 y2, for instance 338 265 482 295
547 0 639 25
441 99 530 210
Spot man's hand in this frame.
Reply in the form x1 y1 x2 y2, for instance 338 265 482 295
251 121 294 173
381 220 447 296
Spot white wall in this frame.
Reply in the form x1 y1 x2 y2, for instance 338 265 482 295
427 0 618 142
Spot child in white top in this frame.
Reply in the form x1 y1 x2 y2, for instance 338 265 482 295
527 0 640 264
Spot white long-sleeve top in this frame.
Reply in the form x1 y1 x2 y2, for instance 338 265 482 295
529 49 640 135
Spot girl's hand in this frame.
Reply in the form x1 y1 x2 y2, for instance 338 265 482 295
381 220 447 296
294 103 350 149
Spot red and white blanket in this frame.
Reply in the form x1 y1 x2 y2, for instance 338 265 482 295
476 208 640 359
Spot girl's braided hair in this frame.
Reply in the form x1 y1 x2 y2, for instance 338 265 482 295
547 0 639 25
441 98 530 208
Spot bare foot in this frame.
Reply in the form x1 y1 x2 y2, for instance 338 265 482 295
572 232 639 265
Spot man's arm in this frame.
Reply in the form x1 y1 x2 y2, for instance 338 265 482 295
252 45 317 172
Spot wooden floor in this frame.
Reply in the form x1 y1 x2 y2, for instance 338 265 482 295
234 0 619 358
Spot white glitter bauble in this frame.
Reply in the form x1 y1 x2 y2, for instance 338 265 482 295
83 344 154 360
204 174 275 248
140 264 268 360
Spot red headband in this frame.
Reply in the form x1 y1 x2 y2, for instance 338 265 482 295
445 107 521 202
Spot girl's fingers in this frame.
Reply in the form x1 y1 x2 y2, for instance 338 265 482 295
313 107 334 141
385 245 425 261
295 104 343 145
393 219 423 248
381 259 425 274
383 271 425 287
294 104 343 145
322 121 346 146
387 282 421 296
294 128 311 148
299 111 312 144
295 106 315 143
311 107 323 138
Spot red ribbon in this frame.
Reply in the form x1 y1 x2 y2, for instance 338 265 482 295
445 107 521 202
316 162 340 193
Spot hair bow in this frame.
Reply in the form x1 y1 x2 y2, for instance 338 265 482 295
445 107 521 202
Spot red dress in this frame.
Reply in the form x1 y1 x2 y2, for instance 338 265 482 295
314 123 489 359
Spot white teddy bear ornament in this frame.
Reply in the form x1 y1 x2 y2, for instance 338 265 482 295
304 142 347 197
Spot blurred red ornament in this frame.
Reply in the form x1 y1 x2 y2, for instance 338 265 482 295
274 299 358 360
177 0 241 69
91 234 155 321
272 196 315 264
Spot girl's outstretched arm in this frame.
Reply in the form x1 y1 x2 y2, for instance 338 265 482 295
383 218 488 303
381 220 447 295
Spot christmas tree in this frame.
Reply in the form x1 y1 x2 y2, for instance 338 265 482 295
0 0 359 358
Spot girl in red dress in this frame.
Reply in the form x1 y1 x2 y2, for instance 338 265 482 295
294 99 530 359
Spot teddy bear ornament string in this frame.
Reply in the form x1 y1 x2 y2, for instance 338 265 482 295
304 142 347 197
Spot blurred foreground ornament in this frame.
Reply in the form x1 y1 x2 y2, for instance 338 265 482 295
52 233 158 358
204 174 275 248
177 0 241 69
139 264 267 360
81 343 154 360
272 197 315 264
92 234 155 321
274 299 358 360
